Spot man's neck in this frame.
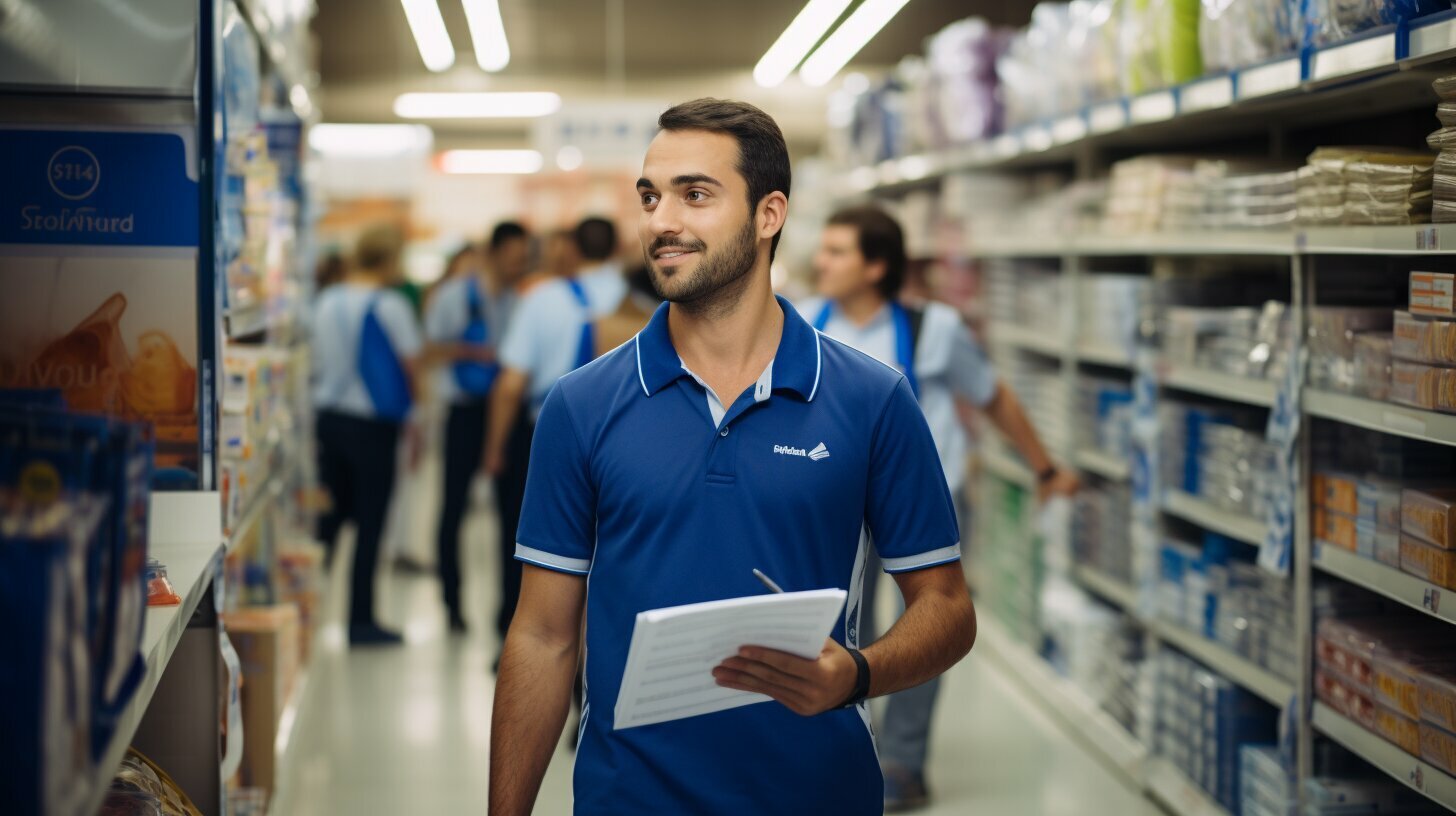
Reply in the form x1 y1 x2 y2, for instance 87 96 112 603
835 288 889 328
669 273 782 395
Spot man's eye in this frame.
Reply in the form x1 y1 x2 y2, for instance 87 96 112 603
641 194 659 207
686 190 706 202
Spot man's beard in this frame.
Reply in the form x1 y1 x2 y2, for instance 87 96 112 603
644 217 758 318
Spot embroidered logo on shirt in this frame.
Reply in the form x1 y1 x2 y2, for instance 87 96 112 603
773 442 830 461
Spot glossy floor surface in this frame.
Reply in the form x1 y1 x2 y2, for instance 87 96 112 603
274 443 1164 815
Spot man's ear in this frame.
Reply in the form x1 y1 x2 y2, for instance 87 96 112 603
757 191 789 245
864 258 887 287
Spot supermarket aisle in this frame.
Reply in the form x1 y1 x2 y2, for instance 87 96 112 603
276 466 1158 815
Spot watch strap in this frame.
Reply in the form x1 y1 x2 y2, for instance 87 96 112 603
838 647 871 709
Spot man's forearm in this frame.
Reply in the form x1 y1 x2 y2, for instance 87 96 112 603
861 580 976 697
985 382 1053 474
488 626 579 815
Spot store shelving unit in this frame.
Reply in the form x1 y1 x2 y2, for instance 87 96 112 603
1077 341 1135 369
1313 704 1456 810
1313 541 1456 625
1305 390 1456 448
1075 448 1131 481
1151 621 1295 707
1073 565 1138 610
989 321 1067 359
1145 759 1234 816
982 446 1037 489
1159 365 1278 408
1162 491 1268 547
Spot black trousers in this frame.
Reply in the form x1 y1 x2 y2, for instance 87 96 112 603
492 411 534 641
316 410 401 628
437 400 487 618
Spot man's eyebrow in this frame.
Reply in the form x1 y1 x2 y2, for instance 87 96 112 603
635 177 655 190
671 173 722 188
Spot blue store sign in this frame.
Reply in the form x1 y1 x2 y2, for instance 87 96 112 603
1 128 198 248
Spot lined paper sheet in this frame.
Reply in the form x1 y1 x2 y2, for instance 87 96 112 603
613 588 848 730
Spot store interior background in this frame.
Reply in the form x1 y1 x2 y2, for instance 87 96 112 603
13 0 1456 814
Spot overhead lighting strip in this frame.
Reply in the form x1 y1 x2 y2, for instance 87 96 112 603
800 0 914 87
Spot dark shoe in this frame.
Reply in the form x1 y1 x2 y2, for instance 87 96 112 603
883 764 930 813
349 623 404 646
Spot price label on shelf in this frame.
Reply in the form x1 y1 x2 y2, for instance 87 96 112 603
1425 588 1443 615
1411 764 1426 792
1417 227 1440 251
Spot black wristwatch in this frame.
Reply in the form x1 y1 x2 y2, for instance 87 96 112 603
1037 465 1058 485
838 647 872 709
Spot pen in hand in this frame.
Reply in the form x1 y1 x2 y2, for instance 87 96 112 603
752 569 785 594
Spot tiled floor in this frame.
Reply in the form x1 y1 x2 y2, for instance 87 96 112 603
276 453 1162 815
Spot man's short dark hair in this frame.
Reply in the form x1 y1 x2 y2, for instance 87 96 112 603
657 98 791 260
574 217 617 262
828 206 907 300
488 221 527 253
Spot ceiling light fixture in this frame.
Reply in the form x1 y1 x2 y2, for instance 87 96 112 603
399 0 455 72
752 0 853 88
800 0 914 87
308 124 434 157
462 0 511 72
438 149 544 174
555 145 584 171
394 92 563 119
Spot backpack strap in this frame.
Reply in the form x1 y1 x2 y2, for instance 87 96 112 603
564 278 594 371
891 301 922 400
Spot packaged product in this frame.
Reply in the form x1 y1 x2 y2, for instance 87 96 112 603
1439 75 1456 101
1438 200 1456 223
1401 488 1456 547
1373 650 1456 719
1375 703 1423 755
1303 0 1447 48
1316 667 1378 727
1352 332 1394 399
1421 722 1456 775
1400 534 1456 588
1419 664 1456 731
1358 477 1402 529
1320 472 1361 515
1376 526 1402 566
144 557 181 606
1393 311 1456 365
1357 519 1378 560
1390 360 1456 413
1412 271 1456 318
1317 508 1359 551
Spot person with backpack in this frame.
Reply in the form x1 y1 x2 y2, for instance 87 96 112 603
423 222 532 633
312 224 424 647
801 206 1079 811
482 216 626 652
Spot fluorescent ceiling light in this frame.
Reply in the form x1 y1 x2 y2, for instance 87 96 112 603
400 0 455 72
555 145 584 171
438 149 543 174
753 0 853 88
394 92 562 119
800 0 914 87
309 124 434 158
462 0 511 72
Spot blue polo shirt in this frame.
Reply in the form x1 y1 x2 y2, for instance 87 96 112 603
515 295 961 815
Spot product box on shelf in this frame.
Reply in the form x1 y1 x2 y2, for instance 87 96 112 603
1411 272 1455 319
1374 651 1456 720
1374 703 1423 755
1394 311 1456 366
1391 360 1456 414
1399 534 1456 589
1317 667 1379 729
1402 488 1456 548
225 604 301 796
1422 722 1456 775
1419 665 1456 732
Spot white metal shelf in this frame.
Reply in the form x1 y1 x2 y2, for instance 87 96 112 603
1152 620 1296 708
1314 543 1456 626
1145 758 1233 816
978 618 1148 784
982 447 1036 489
1074 565 1139 611
1162 490 1268 547
80 540 224 816
1305 390 1456 448
1075 448 1131 482
1160 365 1278 407
1073 231 1295 257
1302 225 1456 255
1313 703 1456 811
989 322 1067 359
1078 341 1135 369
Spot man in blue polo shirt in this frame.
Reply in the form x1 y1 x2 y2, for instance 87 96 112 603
488 98 977 816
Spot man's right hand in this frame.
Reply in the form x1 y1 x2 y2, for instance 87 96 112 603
483 446 505 477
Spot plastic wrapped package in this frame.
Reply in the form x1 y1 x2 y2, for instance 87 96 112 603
1402 487 1456 547
926 18 1007 147
1374 651 1456 719
1437 74 1456 100
1376 526 1402 566
1358 476 1402 529
1152 0 1203 85
1374 704 1423 754
1436 199 1456 223
1303 0 1448 48
1316 667 1379 727
1201 0 1283 72
1400 534 1456 588
1120 0 1164 94
1421 665 1456 731
1354 333 1394 399
1391 359 1456 412
1393 311 1456 365
1423 723 1456 775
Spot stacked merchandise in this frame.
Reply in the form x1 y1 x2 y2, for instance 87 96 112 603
1437 76 1456 223
1296 148 1436 227
0 393 153 815
1040 582 1147 735
224 604 302 800
1316 611 1456 779
1152 649 1278 812
1307 308 1396 396
1391 273 1456 414
1074 478 1135 582
1079 274 1150 358
1161 402 1279 517
985 263 1071 452
979 477 1044 644
1311 423 1456 571
1103 156 1197 234
1155 533 1300 680
1163 302 1291 381
1240 744 1449 816
221 345 308 530
1162 160 1301 232
1240 745 1296 816
1079 377 1134 459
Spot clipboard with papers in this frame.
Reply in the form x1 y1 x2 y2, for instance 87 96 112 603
612 588 848 730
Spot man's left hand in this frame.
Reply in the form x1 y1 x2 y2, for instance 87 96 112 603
712 638 858 717
1037 467 1080 503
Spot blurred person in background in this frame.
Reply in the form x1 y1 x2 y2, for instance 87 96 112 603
423 222 531 633
481 216 626 656
425 242 482 304
803 205 1079 811
593 263 661 355
315 249 346 291
311 224 424 647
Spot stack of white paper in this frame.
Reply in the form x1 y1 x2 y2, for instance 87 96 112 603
613 588 848 730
